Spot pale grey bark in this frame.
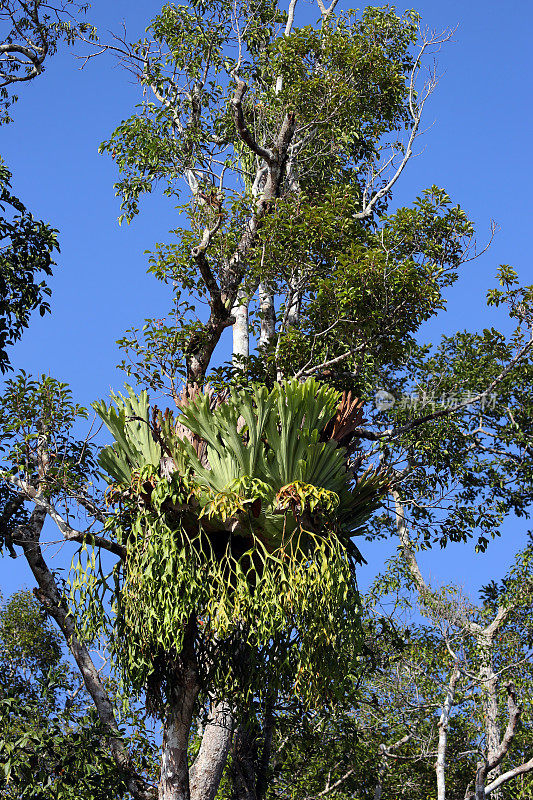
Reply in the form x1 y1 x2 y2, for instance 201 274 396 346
258 283 276 348
315 0 340 19
484 755 533 796
474 683 520 800
160 715 191 800
286 273 301 328
481 650 502 797
232 288 250 363
437 662 460 800
190 701 234 800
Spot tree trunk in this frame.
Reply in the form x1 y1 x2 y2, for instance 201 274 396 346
436 662 460 800
258 283 275 348
160 713 194 800
159 629 199 800
480 647 502 800
190 701 234 800
232 288 249 364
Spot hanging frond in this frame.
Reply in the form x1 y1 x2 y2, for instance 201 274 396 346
86 378 388 706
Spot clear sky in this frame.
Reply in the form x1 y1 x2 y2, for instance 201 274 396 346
1 0 531 599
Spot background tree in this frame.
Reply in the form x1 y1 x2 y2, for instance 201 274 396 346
0 589 157 799
0 0 94 121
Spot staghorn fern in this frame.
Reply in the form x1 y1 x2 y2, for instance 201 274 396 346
87 379 387 705
93 385 161 484
171 378 384 549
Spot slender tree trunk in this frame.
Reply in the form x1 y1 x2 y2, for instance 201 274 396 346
258 283 275 348
159 627 200 800
436 662 460 800
232 288 249 364
480 645 502 800
160 713 194 800
286 279 300 327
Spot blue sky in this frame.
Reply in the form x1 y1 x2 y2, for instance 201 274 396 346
1 0 531 598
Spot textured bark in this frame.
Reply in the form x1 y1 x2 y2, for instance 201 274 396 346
190 701 234 800
481 651 502 798
473 683 520 800
232 289 250 363
258 283 276 348
160 708 195 800
286 275 301 328
159 628 200 800
484 755 533 796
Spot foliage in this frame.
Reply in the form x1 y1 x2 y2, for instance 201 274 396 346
0 591 137 800
1 1 533 798
79 379 387 710
0 0 96 122
0 163 58 373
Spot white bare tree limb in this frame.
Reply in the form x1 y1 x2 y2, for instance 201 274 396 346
484 756 533 796
4 473 126 559
436 661 460 800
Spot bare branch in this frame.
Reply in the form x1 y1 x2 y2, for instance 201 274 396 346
315 0 340 20
485 756 533 796
354 30 454 220
4 473 126 559
231 79 273 165
393 489 483 636
275 0 299 93
436 662 460 800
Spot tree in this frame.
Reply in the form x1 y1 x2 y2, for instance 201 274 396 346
265 540 533 800
0 590 155 799
1 2 533 800
0 163 58 373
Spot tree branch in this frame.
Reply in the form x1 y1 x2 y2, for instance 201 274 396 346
4 473 126 559
485 755 533 796
393 490 482 635
474 682 521 799
357 330 533 443
354 31 452 220
231 79 273 165
315 0 340 20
